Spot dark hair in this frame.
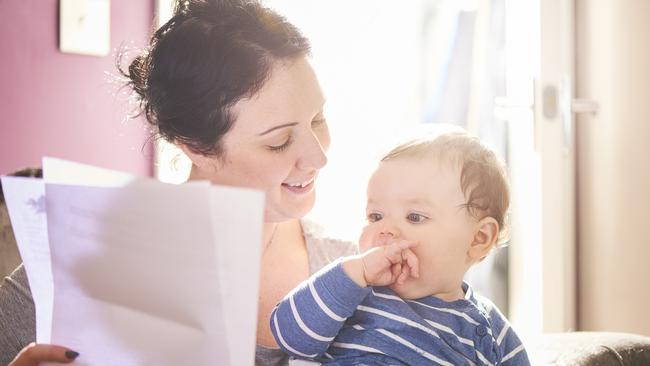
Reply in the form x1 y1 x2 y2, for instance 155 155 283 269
121 0 311 156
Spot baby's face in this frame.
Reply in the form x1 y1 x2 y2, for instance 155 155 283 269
360 156 478 300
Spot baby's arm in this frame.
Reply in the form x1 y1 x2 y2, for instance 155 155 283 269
487 305 531 365
270 241 418 360
497 324 530 365
270 260 371 360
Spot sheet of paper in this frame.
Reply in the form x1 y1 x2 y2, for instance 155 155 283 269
4 158 264 364
43 157 136 187
0 176 52 343
8 157 265 365
42 180 264 365
209 185 264 366
42 156 210 190
289 360 321 366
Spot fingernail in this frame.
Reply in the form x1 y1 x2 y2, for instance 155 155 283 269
65 350 80 359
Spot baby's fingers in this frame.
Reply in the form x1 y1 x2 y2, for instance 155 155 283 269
396 266 409 285
391 262 402 281
396 240 418 252
384 240 418 262
402 248 419 278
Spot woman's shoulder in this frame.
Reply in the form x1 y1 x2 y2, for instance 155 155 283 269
1 264 32 299
301 219 358 274
301 218 358 254
0 264 36 366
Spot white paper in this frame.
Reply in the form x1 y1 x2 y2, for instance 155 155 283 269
45 183 211 364
0 176 52 343
209 186 264 366
43 157 136 187
4 158 265 365
289 360 321 366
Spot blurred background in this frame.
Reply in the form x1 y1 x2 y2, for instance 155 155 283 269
1 0 648 346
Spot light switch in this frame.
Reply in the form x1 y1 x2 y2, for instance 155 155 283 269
59 0 111 56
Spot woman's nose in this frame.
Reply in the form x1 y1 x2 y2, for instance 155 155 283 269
297 137 328 170
297 124 330 171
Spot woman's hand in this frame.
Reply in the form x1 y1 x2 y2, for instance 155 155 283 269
9 343 79 366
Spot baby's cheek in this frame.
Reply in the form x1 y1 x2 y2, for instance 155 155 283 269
358 224 387 252
358 225 375 252
413 246 437 270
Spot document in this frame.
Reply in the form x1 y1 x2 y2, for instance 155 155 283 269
43 157 137 187
2 158 264 366
0 176 52 343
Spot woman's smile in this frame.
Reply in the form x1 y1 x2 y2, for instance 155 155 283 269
282 176 316 195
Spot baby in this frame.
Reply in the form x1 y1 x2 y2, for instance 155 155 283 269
271 132 530 365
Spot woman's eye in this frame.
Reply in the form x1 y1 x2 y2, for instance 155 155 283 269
268 136 293 152
366 213 382 222
407 213 427 224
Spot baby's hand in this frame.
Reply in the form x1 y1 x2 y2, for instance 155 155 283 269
342 241 419 287
362 240 419 286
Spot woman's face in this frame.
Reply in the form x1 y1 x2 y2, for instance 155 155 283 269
201 57 330 222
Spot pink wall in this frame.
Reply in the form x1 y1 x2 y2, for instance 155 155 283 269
0 0 154 176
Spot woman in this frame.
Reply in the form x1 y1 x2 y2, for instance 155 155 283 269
1 1 356 365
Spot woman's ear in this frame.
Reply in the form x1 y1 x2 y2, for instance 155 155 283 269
468 216 499 262
178 143 219 172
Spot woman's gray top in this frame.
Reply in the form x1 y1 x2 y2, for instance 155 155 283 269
0 220 357 366
0 265 35 366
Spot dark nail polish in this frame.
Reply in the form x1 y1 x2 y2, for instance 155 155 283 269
65 350 80 359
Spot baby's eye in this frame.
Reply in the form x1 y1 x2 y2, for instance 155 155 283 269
366 212 383 222
406 213 428 224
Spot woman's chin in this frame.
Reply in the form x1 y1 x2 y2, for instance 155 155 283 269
265 192 316 222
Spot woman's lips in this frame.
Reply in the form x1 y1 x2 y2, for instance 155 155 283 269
282 177 315 194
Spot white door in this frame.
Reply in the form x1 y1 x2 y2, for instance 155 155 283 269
504 0 580 339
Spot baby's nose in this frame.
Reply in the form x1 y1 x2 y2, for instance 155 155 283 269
379 226 400 240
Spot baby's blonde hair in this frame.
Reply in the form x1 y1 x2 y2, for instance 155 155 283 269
381 132 510 246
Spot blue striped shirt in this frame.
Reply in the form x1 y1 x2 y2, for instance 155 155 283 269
271 260 530 366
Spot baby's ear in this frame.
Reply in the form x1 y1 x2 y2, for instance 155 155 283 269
468 216 499 262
